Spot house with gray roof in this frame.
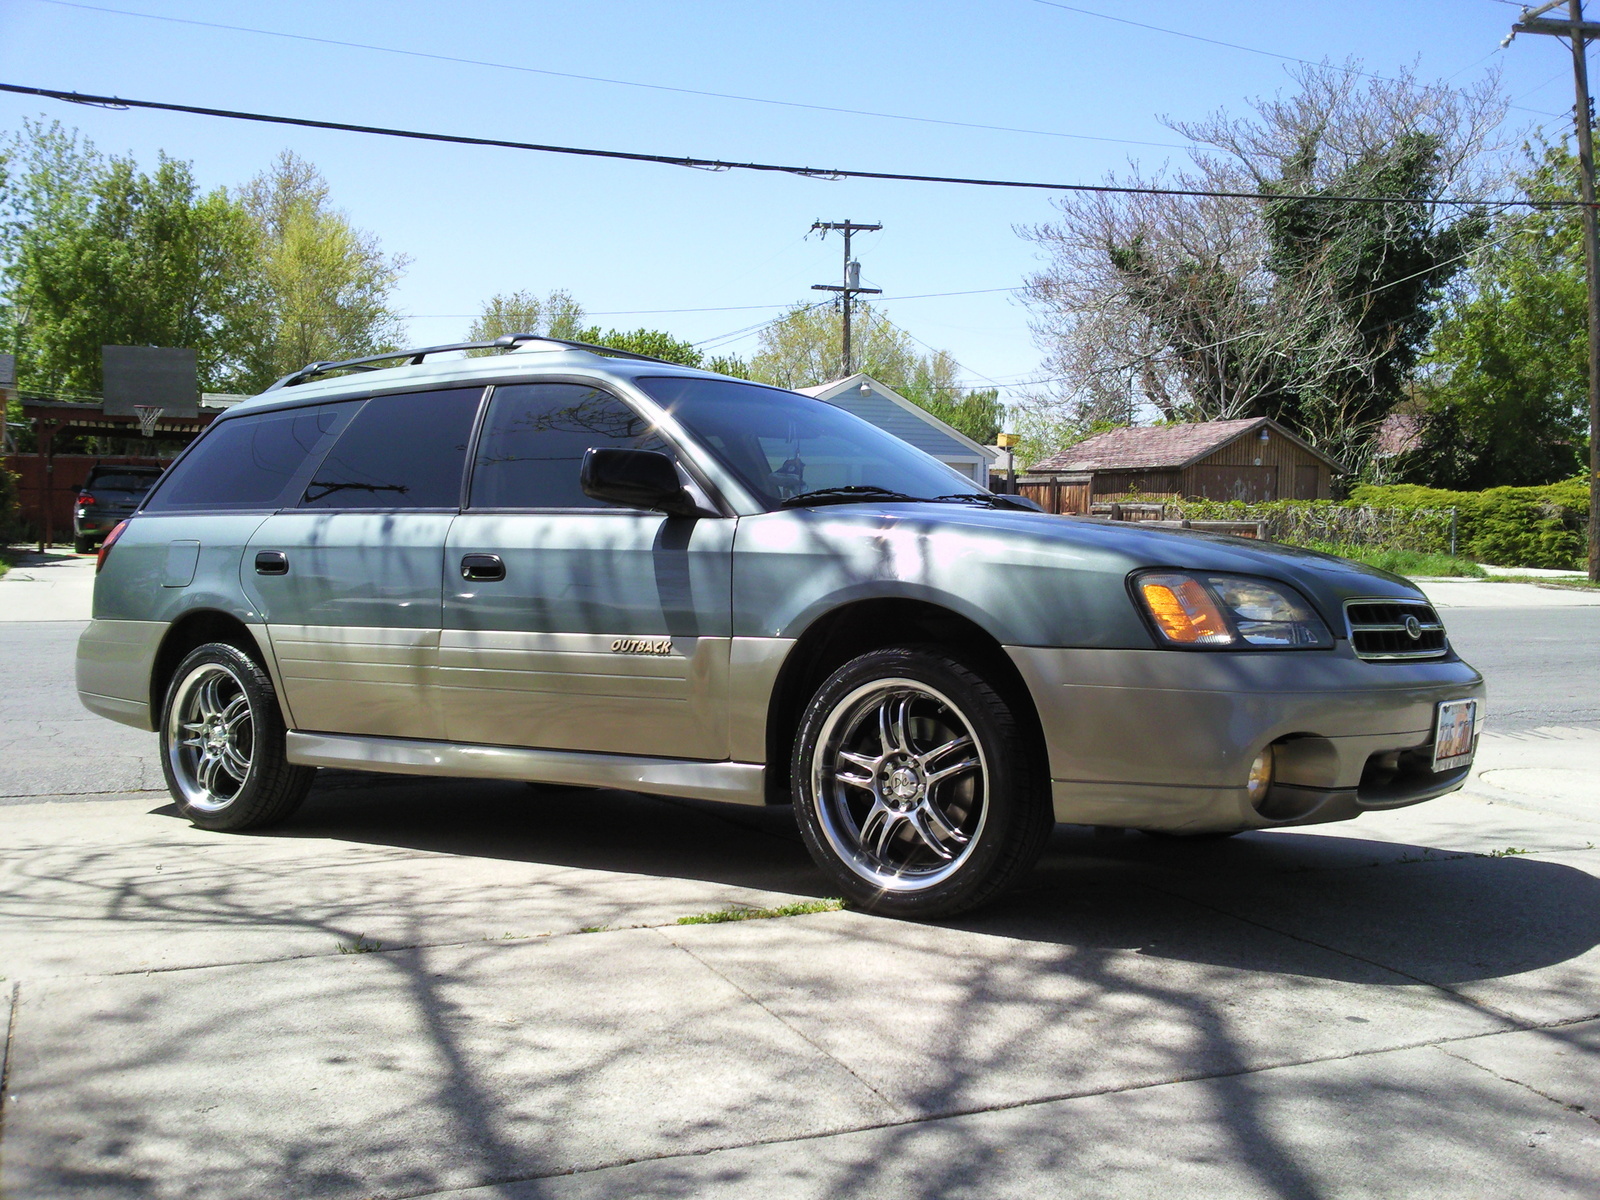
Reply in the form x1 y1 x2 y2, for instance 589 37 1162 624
796 374 997 486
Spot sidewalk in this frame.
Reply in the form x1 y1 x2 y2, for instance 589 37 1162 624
0 551 95 622
0 729 1596 1199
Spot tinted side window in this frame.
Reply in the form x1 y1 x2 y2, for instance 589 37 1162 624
301 388 484 510
144 403 354 512
469 383 666 509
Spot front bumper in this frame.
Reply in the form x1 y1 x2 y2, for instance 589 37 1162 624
1005 643 1485 833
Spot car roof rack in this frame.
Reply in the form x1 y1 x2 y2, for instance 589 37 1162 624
264 334 679 390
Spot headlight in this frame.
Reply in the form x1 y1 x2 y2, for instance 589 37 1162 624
1134 571 1332 649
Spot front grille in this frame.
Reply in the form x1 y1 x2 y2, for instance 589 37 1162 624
1344 599 1448 660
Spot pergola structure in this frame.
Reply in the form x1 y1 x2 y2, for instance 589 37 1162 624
13 397 224 550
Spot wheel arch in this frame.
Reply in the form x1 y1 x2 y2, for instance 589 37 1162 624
762 596 1049 804
149 609 277 722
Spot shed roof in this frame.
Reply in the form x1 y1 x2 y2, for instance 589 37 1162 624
1029 416 1341 474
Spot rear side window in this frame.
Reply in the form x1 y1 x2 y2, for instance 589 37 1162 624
301 388 484 509
144 404 354 512
84 471 160 492
468 383 666 509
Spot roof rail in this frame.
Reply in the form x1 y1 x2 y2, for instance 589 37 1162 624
264 333 679 390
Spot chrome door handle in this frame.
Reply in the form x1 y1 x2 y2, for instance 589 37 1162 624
460 554 505 582
254 551 288 576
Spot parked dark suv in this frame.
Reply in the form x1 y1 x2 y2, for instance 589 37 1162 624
76 335 1484 917
74 464 164 554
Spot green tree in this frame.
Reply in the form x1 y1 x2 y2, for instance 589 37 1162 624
1407 140 1590 488
236 152 407 389
747 302 995 433
1 120 262 395
572 325 703 365
467 288 585 346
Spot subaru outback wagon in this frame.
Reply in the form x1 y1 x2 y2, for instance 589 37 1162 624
77 336 1484 917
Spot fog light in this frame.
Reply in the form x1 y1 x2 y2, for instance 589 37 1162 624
1246 749 1274 810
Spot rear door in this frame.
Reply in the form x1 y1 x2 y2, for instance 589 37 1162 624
244 387 485 740
440 381 734 759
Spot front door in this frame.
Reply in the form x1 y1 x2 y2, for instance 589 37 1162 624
440 382 734 759
244 387 485 740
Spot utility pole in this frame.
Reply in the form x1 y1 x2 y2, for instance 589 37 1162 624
811 220 881 377
1508 1 1600 581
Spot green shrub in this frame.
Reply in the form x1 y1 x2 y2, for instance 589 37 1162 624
1351 478 1588 570
1097 481 1590 570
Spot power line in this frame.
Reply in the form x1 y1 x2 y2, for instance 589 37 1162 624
22 0 1196 151
403 285 1023 321
1028 0 1563 118
2 82 1576 208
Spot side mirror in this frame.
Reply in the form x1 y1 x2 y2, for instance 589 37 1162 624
580 448 699 516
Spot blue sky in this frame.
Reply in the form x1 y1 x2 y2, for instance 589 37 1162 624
0 0 1586 396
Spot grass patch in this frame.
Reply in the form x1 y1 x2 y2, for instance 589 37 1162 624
1304 542 1486 578
337 935 382 954
0 548 17 580
1484 574 1600 590
1484 847 1532 858
677 898 844 925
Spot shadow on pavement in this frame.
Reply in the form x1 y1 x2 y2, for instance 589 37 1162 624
150 769 1600 990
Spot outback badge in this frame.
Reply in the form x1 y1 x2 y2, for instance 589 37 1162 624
610 637 673 656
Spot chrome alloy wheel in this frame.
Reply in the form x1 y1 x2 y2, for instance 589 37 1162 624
166 662 255 813
811 677 989 892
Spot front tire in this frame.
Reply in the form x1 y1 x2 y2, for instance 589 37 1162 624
160 642 314 831
791 647 1053 919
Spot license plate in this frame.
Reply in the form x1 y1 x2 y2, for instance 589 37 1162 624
1432 699 1477 772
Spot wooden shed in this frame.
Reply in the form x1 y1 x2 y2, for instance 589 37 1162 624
1021 417 1341 513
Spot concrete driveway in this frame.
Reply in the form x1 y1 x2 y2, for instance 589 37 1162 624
1 569 1597 1198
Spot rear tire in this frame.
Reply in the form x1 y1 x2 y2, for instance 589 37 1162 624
74 535 95 555
791 647 1053 919
160 642 314 831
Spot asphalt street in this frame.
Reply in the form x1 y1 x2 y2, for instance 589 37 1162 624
1441 607 1600 731
1 557 1597 1198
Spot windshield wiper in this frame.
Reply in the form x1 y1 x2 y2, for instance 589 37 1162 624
930 492 1044 512
778 485 920 508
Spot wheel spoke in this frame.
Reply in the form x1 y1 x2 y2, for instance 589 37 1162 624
858 803 887 854
838 749 880 773
196 675 224 721
918 799 969 846
918 734 972 768
891 696 916 754
925 757 980 787
195 751 223 794
835 769 874 791
219 743 251 782
906 811 955 860
220 695 251 733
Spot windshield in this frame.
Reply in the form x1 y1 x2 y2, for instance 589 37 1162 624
634 376 982 508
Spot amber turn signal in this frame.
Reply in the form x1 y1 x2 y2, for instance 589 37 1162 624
1138 574 1234 645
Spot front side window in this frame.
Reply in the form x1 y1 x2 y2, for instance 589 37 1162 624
468 383 667 509
301 388 484 509
144 403 354 512
634 376 976 507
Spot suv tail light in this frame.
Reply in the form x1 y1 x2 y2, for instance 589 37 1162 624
97 520 129 574
78 492 96 505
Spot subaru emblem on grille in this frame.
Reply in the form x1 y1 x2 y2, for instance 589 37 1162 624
1404 614 1423 640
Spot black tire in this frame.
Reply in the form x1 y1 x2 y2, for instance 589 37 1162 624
159 641 315 831
74 534 95 555
791 647 1053 919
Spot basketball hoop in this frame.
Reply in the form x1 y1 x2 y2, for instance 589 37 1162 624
133 405 163 437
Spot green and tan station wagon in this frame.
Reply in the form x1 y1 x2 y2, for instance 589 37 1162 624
76 336 1484 916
